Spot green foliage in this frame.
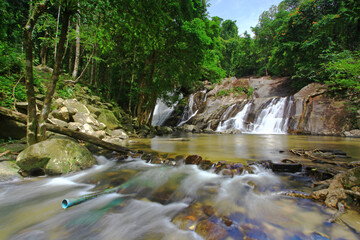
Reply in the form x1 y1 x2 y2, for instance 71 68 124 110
216 89 230 97
0 75 27 108
0 41 26 108
323 51 360 101
216 86 254 99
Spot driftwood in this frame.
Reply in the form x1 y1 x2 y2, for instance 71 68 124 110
0 106 130 154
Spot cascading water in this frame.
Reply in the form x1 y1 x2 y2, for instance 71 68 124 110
216 102 252 132
251 96 294 134
151 99 175 126
1 155 358 240
216 96 294 134
178 90 207 127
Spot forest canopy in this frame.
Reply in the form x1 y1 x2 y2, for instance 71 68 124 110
0 0 359 127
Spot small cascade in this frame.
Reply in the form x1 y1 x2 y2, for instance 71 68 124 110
250 96 294 134
178 90 207 126
216 102 252 132
216 96 294 134
152 99 175 126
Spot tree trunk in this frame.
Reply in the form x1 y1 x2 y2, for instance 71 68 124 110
72 15 80 78
0 107 130 154
54 6 61 61
23 0 49 146
39 7 72 141
40 32 48 66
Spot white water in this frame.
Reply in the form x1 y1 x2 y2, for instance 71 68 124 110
216 102 252 132
178 90 207 127
217 96 294 134
152 99 176 126
251 96 294 134
1 151 359 239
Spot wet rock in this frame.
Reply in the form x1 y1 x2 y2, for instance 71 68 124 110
305 167 335 181
181 124 196 132
202 205 215 217
199 160 213 170
214 161 227 174
16 137 96 175
110 129 128 139
195 220 228 240
310 167 360 208
184 155 202 165
270 161 302 173
0 161 22 181
344 129 360 138
221 216 233 226
203 128 215 134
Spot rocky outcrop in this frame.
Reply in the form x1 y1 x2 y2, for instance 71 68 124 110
288 83 352 135
50 97 129 143
16 137 96 175
169 78 356 136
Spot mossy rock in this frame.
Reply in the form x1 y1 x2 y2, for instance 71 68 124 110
16 137 96 175
0 161 22 181
97 109 121 130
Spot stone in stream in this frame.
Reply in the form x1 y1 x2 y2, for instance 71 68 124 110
195 220 228 240
16 136 96 176
184 155 202 165
254 160 302 173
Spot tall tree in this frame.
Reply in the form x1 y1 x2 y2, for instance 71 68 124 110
39 0 77 140
23 0 49 145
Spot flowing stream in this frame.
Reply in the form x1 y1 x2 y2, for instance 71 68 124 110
1 134 360 239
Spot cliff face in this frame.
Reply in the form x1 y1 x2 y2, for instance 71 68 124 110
175 77 356 136
289 83 353 135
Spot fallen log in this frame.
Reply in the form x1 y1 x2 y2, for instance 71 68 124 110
0 106 130 154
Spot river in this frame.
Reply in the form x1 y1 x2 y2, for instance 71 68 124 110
0 134 359 239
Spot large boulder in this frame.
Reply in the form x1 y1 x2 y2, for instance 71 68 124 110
63 99 90 114
16 137 96 175
73 112 100 127
51 106 70 122
110 129 128 139
97 109 121 130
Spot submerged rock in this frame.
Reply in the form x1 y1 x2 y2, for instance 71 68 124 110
195 220 228 240
16 137 96 176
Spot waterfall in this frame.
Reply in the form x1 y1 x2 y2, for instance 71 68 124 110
250 96 294 134
178 90 207 127
216 102 252 132
152 99 175 126
216 96 294 134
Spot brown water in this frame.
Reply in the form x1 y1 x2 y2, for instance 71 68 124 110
126 133 360 163
0 134 360 240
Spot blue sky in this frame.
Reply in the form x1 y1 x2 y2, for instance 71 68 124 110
207 0 283 36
